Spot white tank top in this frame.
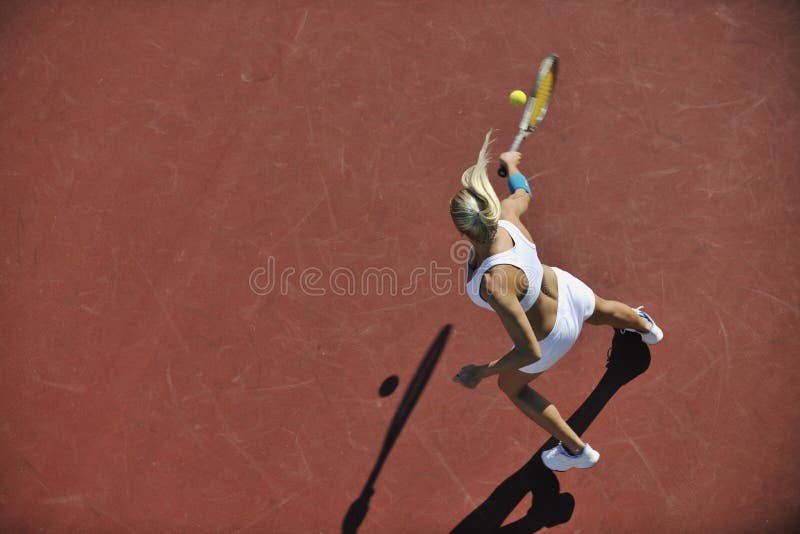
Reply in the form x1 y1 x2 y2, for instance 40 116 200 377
466 220 544 312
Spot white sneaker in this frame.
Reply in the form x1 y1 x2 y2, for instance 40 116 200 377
620 306 663 345
541 442 600 471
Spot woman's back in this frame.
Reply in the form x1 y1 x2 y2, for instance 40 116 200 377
469 212 560 341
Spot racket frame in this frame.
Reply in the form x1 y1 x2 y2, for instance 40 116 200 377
508 53 559 152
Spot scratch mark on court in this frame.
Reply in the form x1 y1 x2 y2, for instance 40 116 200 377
623 430 674 508
166 366 177 404
40 495 135 532
20 458 49 489
765 141 780 189
714 309 732 370
281 427 313 480
204 384 281 494
675 97 750 112
475 394 503 423
221 425 269 479
651 395 684 427
711 309 733 431
302 103 339 232
347 430 371 453
424 133 454 148
33 374 87 394
255 197 325 257
713 5 741 27
123 427 131 497
255 380 315 392
354 294 442 315
731 97 766 121
231 358 259 385
339 145 347 178
16 207 23 265
492 11 515 69
677 361 714 395
530 168 557 180
235 493 300 533
742 287 799 314
82 498 136 533
411 424 476 507
293 9 309 42
40 494 85 504
640 168 681 177
130 251 191 354
408 151 417 171
39 52 56 81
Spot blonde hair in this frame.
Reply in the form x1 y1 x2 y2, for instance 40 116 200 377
449 130 502 244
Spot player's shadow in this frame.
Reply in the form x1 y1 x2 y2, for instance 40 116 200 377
451 331 651 533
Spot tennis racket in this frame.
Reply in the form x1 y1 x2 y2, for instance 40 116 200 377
498 53 559 177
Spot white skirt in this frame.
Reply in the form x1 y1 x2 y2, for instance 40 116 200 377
517 267 596 374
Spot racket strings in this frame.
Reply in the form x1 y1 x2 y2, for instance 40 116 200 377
530 69 554 127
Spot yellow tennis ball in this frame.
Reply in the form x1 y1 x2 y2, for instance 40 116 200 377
509 89 527 107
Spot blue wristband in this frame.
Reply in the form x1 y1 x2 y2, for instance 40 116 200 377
508 173 531 195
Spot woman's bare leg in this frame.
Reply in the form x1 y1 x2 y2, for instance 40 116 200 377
587 295 651 331
498 369 585 455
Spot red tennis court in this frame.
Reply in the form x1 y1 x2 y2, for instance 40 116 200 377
2 1 799 532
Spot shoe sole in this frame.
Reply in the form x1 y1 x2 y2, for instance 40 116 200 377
542 451 600 471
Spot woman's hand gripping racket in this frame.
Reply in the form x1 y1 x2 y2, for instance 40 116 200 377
498 53 559 177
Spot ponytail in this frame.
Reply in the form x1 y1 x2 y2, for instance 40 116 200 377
449 130 502 243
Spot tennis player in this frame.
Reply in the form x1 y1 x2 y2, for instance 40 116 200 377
451 132 663 471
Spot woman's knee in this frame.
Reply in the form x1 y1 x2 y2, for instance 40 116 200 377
497 373 518 397
587 294 613 325
497 369 539 397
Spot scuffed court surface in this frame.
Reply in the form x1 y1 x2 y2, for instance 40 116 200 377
2 1 798 531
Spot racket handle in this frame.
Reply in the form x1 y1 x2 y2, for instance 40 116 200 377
498 163 508 177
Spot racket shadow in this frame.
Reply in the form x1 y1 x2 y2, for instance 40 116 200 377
342 324 451 534
451 331 651 533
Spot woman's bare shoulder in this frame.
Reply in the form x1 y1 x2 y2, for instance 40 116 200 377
498 214 535 243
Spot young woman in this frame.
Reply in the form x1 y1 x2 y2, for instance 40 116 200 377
451 132 663 471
